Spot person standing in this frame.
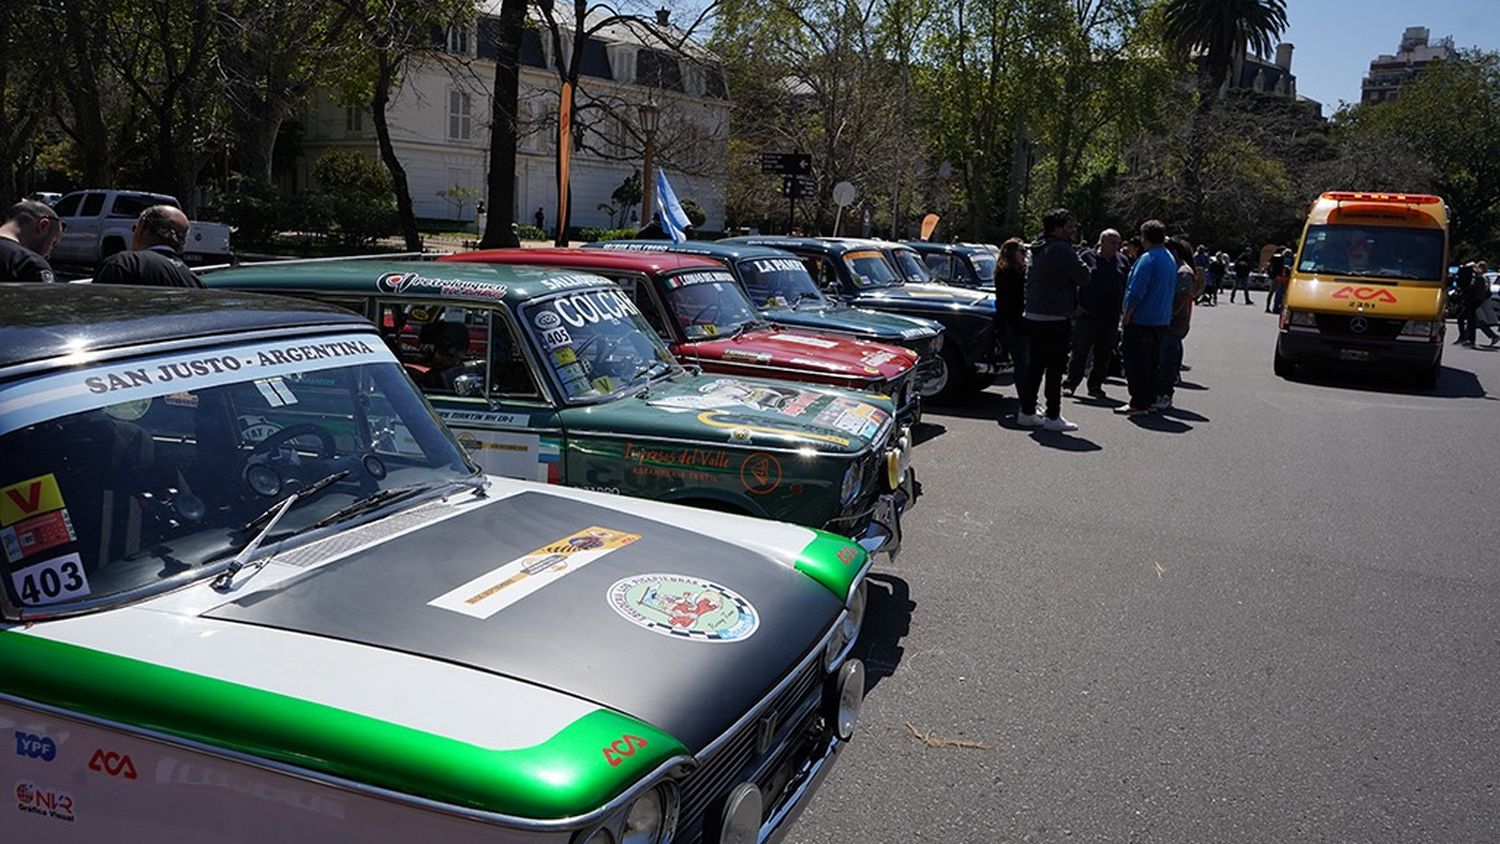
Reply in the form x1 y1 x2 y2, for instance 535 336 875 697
1453 265 1473 345
1015 208 1088 432
1116 220 1177 416
1231 248 1254 305
91 205 204 288
0 199 63 283
1064 228 1127 400
1207 250 1226 305
1156 239 1203 410
533 206 545 232
993 237 1030 402
1467 262 1498 347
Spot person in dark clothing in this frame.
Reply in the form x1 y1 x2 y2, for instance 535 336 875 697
0 199 63 283
1064 228 1127 399
635 212 667 239
1206 251 1225 305
1016 208 1088 432
92 205 204 288
533 206 545 232
1453 265 1473 344
1231 248 1254 305
993 237 1029 399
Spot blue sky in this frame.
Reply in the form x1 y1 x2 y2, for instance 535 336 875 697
1281 1 1499 111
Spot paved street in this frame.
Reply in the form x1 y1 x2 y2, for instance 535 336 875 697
791 302 1500 843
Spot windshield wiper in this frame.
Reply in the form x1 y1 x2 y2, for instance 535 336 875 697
308 476 480 531
238 470 350 533
725 321 758 340
630 359 672 383
214 470 350 591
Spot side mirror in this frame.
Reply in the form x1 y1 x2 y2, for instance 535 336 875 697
452 373 485 398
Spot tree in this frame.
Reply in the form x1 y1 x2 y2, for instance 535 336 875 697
437 182 482 221
1160 0 1288 104
0 3 48 200
478 0 526 248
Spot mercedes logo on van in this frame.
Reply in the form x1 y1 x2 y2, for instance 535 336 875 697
1349 316 1369 334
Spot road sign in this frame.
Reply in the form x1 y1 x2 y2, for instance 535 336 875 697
832 181 857 207
761 153 812 176
781 175 816 199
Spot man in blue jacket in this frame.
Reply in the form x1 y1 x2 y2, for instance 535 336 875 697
1116 220 1176 416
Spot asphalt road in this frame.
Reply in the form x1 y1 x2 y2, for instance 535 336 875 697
789 302 1500 843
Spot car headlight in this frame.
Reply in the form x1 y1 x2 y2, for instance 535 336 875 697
1286 310 1316 327
582 828 615 843
834 659 866 741
620 786 670 844
1400 319 1440 338
823 614 849 671
842 580 867 644
840 462 862 506
719 783 763 844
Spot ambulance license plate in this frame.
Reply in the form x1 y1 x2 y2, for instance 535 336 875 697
1338 349 1373 362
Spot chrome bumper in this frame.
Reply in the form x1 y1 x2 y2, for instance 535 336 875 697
852 467 919 559
761 732 847 843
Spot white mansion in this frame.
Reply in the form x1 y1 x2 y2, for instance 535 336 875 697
296 6 730 231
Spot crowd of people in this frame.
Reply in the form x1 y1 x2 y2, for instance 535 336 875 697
993 208 1244 431
1453 261 1498 347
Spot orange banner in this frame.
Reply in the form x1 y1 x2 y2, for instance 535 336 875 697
557 83 573 239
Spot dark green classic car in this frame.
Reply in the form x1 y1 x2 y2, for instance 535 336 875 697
203 260 916 554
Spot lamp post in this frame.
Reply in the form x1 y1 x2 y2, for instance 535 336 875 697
639 101 660 228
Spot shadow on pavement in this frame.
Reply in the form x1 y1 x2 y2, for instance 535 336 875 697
911 420 947 446
1292 364 1486 399
928 389 1013 422
1160 406 1209 423
1028 431 1102 452
1176 380 1210 391
1128 413 1193 433
853 572 913 695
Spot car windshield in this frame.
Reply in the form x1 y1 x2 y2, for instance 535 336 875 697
1297 225 1446 281
0 333 475 615
891 250 931 283
520 287 679 402
736 257 827 308
664 270 763 338
971 254 997 284
843 250 901 288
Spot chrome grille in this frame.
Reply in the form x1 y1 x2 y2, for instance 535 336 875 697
676 655 823 840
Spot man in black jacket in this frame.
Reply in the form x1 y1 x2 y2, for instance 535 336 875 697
0 200 63 282
1064 228 1126 400
1017 208 1089 432
92 205 204 288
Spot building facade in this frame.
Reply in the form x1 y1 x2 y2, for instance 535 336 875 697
1361 26 1457 104
297 6 730 231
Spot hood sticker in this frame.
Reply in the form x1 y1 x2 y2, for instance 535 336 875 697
768 333 839 349
814 397 890 440
606 573 760 642
429 527 641 620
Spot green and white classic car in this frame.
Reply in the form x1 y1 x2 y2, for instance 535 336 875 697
0 284 869 842
203 260 917 556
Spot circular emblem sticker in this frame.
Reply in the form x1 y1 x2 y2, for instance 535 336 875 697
535 311 562 330
607 574 759 643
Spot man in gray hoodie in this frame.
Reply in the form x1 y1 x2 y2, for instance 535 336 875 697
1017 208 1090 432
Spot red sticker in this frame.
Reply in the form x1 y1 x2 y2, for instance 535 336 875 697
602 734 649 767
89 748 139 780
1 509 76 564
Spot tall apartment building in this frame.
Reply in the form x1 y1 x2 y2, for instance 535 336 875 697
1361 26 1457 104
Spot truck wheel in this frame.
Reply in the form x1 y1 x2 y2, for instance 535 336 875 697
1273 343 1296 379
102 237 127 258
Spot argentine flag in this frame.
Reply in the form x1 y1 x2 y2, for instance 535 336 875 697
656 169 693 243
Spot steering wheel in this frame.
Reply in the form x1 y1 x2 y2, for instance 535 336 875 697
250 423 338 460
573 331 631 369
685 302 723 329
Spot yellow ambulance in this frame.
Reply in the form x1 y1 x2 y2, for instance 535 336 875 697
1274 191 1449 387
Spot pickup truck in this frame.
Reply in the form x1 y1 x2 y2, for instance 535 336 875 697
49 189 233 267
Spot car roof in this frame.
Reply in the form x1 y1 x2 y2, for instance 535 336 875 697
901 241 988 257
201 258 615 307
588 240 800 262
444 247 721 275
0 283 369 372
720 236 858 257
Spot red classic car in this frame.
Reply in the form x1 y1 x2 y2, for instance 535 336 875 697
440 248 923 422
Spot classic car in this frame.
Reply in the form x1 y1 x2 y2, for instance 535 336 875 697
0 283 870 843
203 260 916 555
440 248 923 424
900 242 997 290
585 240 948 401
720 236 999 402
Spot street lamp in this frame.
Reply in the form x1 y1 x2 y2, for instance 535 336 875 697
639 101 660 228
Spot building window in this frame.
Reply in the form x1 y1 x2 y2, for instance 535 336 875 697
448 25 471 56
346 105 363 133
449 90 473 141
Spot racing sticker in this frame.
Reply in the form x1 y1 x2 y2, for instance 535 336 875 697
721 348 771 364
429 527 640 619
253 377 298 408
540 326 574 350
376 271 507 299
1 509 77 564
751 258 805 274
10 552 90 606
768 333 838 349
814 397 889 440
0 474 65 527
667 270 736 288
14 781 76 822
740 452 782 495
606 573 759 643
547 289 640 327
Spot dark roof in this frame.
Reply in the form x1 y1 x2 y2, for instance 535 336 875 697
901 241 989 258
202 258 613 307
587 240 799 263
444 248 721 275
719 236 854 257
0 284 369 372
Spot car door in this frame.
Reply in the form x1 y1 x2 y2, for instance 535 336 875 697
376 300 564 484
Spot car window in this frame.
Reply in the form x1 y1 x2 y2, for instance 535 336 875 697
488 311 542 398
736 257 827 308
1297 225 1445 281
519 288 678 402
971 254 996 283
921 253 951 279
109 194 163 218
79 193 106 217
53 194 82 218
662 270 760 338
843 250 899 288
610 274 671 340
0 333 473 614
377 302 490 398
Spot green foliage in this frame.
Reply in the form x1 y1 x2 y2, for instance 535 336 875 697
576 226 641 242
679 197 708 227
220 176 284 243
1161 0 1288 100
516 224 547 241
312 149 398 246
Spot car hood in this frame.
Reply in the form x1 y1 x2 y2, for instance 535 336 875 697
759 303 942 342
570 374 895 454
674 326 918 382
853 282 996 315
1287 276 1445 320
203 491 840 751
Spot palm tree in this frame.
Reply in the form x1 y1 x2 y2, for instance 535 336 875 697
1161 0 1289 103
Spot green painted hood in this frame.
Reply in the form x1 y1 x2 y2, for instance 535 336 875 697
565 374 897 455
